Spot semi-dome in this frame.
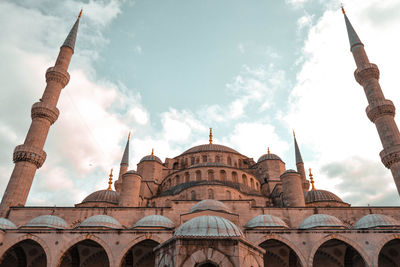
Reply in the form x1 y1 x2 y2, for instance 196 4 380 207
175 215 242 237
81 189 119 205
257 153 282 163
139 155 163 164
299 214 346 229
190 199 230 213
245 214 289 228
353 214 400 229
180 144 241 156
25 215 68 229
0 218 17 229
133 215 175 229
79 215 122 229
305 190 344 204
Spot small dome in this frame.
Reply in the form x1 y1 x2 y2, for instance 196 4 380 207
125 170 142 176
245 215 289 228
353 214 400 229
139 155 162 164
299 214 346 229
180 144 241 156
175 215 242 237
26 215 68 229
257 153 282 163
80 215 122 229
190 199 230 213
0 218 17 229
81 190 119 205
133 215 175 229
305 190 344 204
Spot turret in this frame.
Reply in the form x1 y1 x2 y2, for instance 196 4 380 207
137 149 164 183
280 170 305 207
0 11 82 216
343 8 400 195
257 148 286 195
115 133 130 193
119 170 142 207
293 132 309 192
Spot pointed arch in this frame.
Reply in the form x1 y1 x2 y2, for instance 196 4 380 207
377 236 400 267
120 239 159 267
259 238 303 267
181 248 233 267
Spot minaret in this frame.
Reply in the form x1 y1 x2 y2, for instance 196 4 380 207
343 8 400 195
0 11 82 216
293 131 309 192
115 133 130 193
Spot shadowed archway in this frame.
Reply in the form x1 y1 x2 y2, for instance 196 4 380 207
313 239 365 267
59 239 109 267
0 239 46 267
259 239 301 267
378 238 400 267
197 262 219 267
120 239 159 267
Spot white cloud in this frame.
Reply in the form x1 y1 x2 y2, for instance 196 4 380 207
297 14 314 30
286 0 309 8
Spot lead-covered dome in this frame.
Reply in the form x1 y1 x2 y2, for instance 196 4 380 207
81 189 119 205
133 215 175 229
299 214 346 229
353 214 400 229
190 199 230 213
139 155 162 164
175 215 242 237
0 218 17 229
25 215 68 229
79 215 122 229
305 190 344 204
245 215 289 228
180 144 241 156
257 153 282 163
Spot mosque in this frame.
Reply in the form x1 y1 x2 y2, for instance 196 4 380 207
0 7 399 267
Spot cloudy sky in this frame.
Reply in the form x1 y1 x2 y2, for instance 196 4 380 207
1 0 400 206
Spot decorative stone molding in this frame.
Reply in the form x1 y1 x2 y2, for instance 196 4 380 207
45 66 70 88
380 145 400 169
31 102 60 124
13 144 47 168
366 100 395 122
354 63 380 85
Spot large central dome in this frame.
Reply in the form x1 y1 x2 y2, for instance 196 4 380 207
179 144 241 156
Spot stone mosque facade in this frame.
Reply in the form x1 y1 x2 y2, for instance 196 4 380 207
0 8 400 267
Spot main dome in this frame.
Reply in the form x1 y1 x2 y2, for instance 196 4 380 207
175 215 242 237
190 199 230 213
81 190 119 205
180 144 241 156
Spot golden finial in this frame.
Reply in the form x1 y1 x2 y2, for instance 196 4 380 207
78 9 83 19
309 168 316 190
267 147 270 154
209 128 213 144
341 4 345 14
151 148 154 156
107 168 113 190
128 132 131 140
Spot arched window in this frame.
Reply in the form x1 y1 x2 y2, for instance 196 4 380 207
250 178 254 188
185 172 190 183
191 157 195 165
227 157 232 166
208 189 214 199
208 170 214 181
215 155 221 162
184 158 188 167
232 172 238 183
191 190 196 200
175 175 180 185
196 170 201 181
196 157 200 164
226 190 232 199
238 159 243 168
180 159 185 168
202 155 208 162
220 170 227 181
173 162 178 170
242 174 248 186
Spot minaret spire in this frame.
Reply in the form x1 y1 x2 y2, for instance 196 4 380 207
293 131 309 192
343 10 400 196
0 11 82 216
115 133 130 193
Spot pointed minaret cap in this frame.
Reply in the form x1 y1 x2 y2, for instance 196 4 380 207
293 130 303 164
342 6 363 51
121 132 130 166
62 10 82 51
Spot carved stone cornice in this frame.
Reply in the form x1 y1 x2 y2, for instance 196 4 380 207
354 63 380 85
45 66 70 88
380 145 400 169
366 100 396 123
31 102 59 124
13 145 47 168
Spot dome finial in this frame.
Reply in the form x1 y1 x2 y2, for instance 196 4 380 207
151 148 154 156
107 168 113 190
209 128 213 144
309 168 315 190
267 147 270 154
